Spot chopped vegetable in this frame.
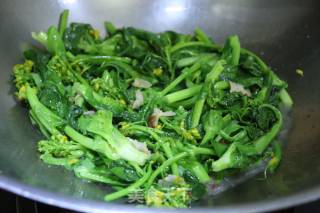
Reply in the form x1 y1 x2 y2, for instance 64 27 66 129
12 10 293 208
296 69 304 77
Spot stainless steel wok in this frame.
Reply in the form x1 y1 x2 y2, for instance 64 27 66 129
0 0 320 212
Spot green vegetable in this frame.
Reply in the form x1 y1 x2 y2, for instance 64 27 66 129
180 159 211 184
74 158 125 186
201 111 231 145
191 60 226 127
47 26 66 55
296 69 304 77
26 85 65 136
58 9 69 36
72 82 127 116
68 110 150 165
63 23 97 54
13 10 293 208
222 35 241 66
266 141 282 173
105 164 153 201
253 104 283 154
211 143 245 172
145 176 192 208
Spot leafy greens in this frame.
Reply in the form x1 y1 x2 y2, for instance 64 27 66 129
13 10 293 208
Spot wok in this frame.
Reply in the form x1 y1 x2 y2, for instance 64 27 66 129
0 0 320 212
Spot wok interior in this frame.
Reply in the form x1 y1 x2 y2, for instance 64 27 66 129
0 0 320 210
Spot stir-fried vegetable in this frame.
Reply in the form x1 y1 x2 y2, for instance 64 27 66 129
12 10 292 208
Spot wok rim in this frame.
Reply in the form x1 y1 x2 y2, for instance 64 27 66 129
0 175 319 212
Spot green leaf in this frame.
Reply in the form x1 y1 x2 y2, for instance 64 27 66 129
47 26 66 55
110 160 140 182
63 23 97 54
222 35 240 66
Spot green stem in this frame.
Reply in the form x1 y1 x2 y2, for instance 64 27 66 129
191 97 205 128
214 81 229 90
129 162 145 176
104 21 117 36
253 87 268 105
102 61 156 82
222 35 240 66
269 71 293 108
146 152 188 187
279 89 293 108
189 160 211 183
194 28 213 44
190 146 215 156
75 169 125 186
240 48 268 71
176 55 201 68
125 125 163 142
165 46 174 80
125 125 179 176
72 55 132 65
191 60 226 127
175 54 212 68
163 84 202 104
219 130 235 141
200 114 231 145
64 126 103 153
47 26 66 55
104 164 152 201
267 141 282 173
160 62 200 97
29 110 50 138
162 143 179 176
170 95 198 108
211 143 237 172
58 9 69 36
170 41 221 53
